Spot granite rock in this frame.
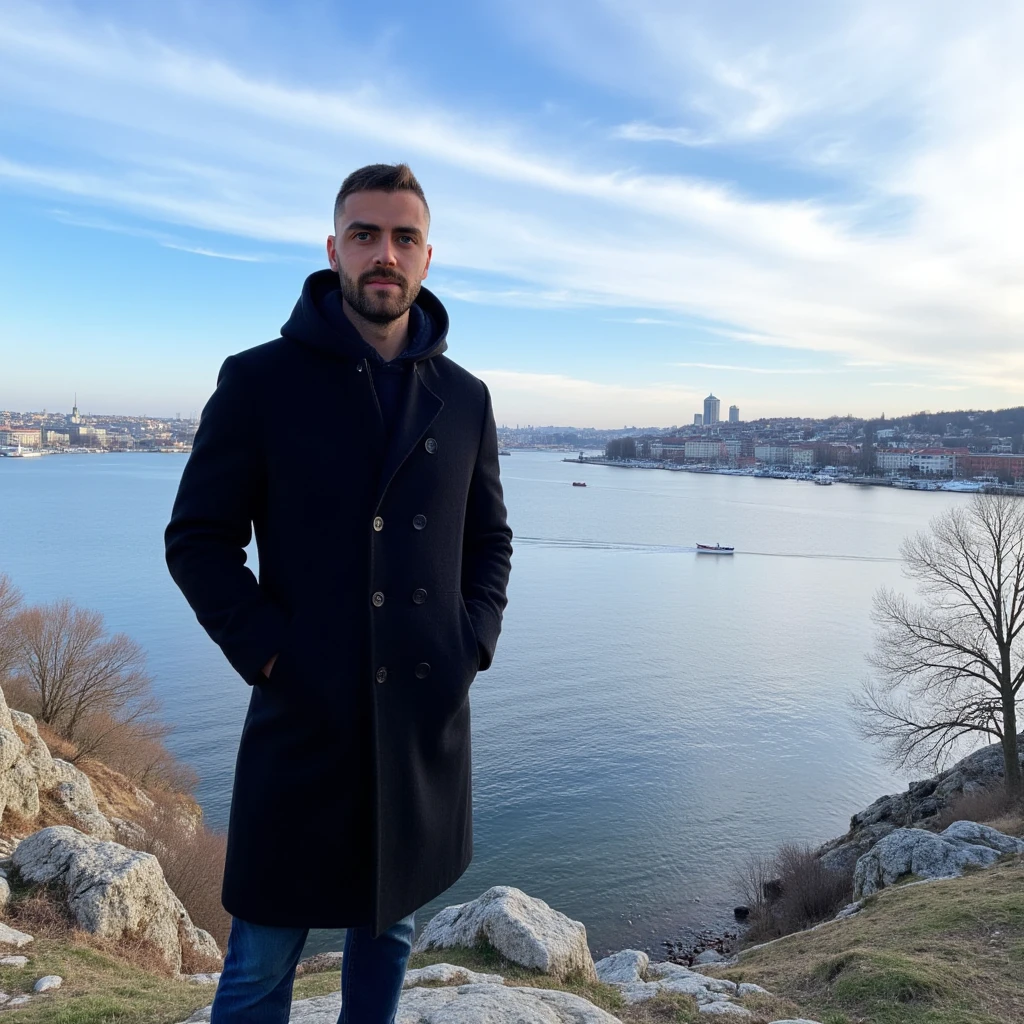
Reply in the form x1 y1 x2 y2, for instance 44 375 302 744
594 949 649 984
852 823 1022 897
12 826 220 972
414 886 597 981
179 983 622 1023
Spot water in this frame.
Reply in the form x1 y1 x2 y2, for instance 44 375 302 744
0 451 973 956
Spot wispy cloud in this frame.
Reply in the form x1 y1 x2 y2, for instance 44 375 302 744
159 243 264 262
674 362 829 375
613 121 714 147
1 0 1022 416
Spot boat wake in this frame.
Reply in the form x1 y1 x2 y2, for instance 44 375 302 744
512 536 899 562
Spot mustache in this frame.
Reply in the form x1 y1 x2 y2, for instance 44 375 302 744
359 268 407 288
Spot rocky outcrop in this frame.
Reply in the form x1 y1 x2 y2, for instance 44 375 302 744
413 886 597 981
181 983 624 1023
0 697 115 840
49 760 115 839
10 711 59 789
818 732 1024 870
403 963 505 987
852 821 1024 897
11 826 220 973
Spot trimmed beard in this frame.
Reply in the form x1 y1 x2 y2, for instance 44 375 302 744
339 267 421 325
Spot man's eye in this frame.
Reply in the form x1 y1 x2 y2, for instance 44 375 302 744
354 232 371 241
398 235 415 245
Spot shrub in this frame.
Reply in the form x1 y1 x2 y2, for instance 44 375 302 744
733 842 854 946
132 791 231 948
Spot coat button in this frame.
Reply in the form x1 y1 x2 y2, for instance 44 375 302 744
424 437 437 454
375 666 387 684
373 516 384 532
412 588 428 605
372 591 385 607
415 662 431 679
412 514 427 530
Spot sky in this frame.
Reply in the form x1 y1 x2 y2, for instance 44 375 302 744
0 0 1021 427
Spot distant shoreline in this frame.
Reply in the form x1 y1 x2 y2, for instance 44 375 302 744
560 456 1024 496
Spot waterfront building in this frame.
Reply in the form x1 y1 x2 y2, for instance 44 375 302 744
729 405 740 423
693 413 703 427
755 443 792 466
959 453 1024 480
703 394 721 425
684 439 728 462
791 445 816 467
0 427 42 448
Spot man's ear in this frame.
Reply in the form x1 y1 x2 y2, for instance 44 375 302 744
422 243 433 281
326 234 338 271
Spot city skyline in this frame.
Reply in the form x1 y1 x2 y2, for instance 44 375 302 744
1 2 1021 425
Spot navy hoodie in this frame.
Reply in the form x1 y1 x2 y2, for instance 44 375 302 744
280 269 449 437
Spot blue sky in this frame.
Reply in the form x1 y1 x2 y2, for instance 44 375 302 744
0 0 1020 426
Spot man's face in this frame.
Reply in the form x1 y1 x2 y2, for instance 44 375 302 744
327 190 432 325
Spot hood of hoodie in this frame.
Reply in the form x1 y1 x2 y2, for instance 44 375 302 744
281 268 449 365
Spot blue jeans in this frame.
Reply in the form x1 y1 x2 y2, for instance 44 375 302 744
210 913 416 1024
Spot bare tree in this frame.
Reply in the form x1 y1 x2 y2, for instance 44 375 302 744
853 494 1024 803
12 599 159 753
0 574 23 683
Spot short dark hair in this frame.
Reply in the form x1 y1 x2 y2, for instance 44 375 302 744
333 163 429 225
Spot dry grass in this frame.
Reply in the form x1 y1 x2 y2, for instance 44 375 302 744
935 784 1024 833
732 841 854 947
130 791 231 948
79 755 166 823
34 717 79 761
704 855 1024 1024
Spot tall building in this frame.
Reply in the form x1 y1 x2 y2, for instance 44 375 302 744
729 405 740 423
703 394 721 425
693 413 703 427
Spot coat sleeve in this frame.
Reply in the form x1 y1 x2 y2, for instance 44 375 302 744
165 355 288 685
461 383 513 671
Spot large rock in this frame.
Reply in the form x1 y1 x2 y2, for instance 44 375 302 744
594 949 648 984
11 826 220 972
49 760 115 839
609 961 745 1007
10 711 59 789
852 821 1024 897
0 687 15 733
819 732 1024 866
180 983 622 1023
414 887 597 981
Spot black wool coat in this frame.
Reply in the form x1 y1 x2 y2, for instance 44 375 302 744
165 271 513 934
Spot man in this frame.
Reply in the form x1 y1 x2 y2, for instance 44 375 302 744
165 163 513 1023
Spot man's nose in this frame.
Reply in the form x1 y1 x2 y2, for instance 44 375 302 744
373 237 398 266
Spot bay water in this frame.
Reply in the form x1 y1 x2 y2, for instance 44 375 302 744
0 451 972 955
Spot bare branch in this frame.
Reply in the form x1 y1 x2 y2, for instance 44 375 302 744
857 494 1024 800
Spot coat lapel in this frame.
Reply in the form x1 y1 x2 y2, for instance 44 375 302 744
375 365 444 507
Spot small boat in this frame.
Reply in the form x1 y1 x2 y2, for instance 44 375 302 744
696 543 734 554
498 450 511 456
572 481 587 487
813 474 833 486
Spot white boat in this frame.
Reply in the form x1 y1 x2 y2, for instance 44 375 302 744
813 474 833 485
0 444 42 458
696 543 734 554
